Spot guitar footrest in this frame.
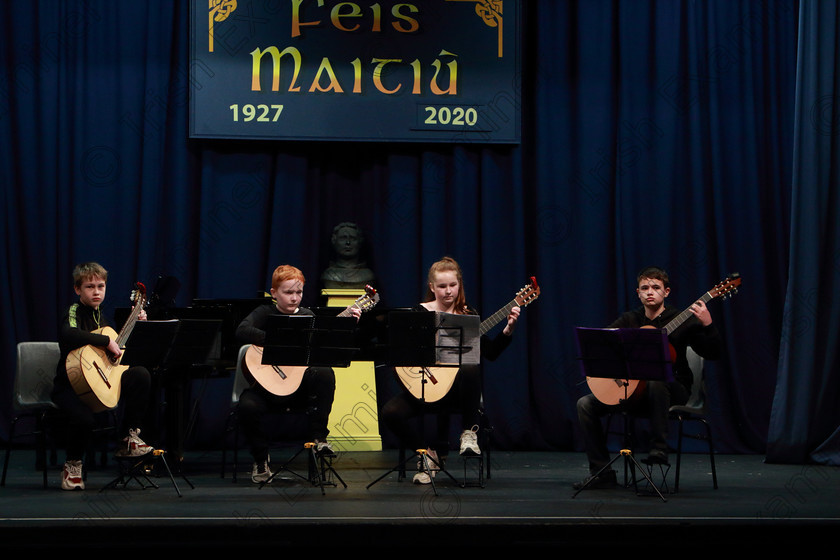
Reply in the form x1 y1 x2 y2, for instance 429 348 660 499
101 449 193 496
641 461 671 495
460 454 485 488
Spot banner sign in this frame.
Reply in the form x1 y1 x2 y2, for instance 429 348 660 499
189 0 521 143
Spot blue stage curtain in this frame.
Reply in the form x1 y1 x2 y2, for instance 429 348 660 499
767 0 840 466
1 1 821 462
522 0 798 453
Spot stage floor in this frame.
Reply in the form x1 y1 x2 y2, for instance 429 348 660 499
1 449 838 550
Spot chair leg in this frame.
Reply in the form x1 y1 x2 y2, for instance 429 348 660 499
398 446 407 481
1 419 17 487
700 418 718 489
37 414 49 489
221 444 228 479
221 414 232 479
483 426 493 480
1 447 9 487
232 422 240 483
674 416 717 493
219 411 242 482
674 418 684 493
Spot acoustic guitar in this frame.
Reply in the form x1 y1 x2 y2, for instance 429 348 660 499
242 285 380 396
66 283 147 412
587 274 741 405
395 277 541 403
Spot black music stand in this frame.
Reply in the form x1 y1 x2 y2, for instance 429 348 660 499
120 320 180 369
256 314 360 493
366 311 478 495
571 327 674 502
159 319 223 461
122 318 222 368
261 314 359 369
121 319 221 483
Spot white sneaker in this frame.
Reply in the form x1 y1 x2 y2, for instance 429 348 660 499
315 440 336 457
61 460 84 490
412 471 431 484
459 425 481 456
115 428 153 457
413 449 440 484
251 458 272 484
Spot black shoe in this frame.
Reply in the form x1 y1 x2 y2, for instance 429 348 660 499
643 448 669 465
573 469 617 490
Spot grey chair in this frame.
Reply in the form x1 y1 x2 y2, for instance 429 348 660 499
669 347 718 492
220 344 253 481
3 341 116 489
2 342 61 488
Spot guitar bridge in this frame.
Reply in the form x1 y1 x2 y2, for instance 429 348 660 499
92 361 112 388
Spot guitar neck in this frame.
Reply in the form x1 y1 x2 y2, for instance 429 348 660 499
479 299 518 336
337 305 357 317
336 287 378 318
663 291 715 335
337 299 368 317
115 303 144 347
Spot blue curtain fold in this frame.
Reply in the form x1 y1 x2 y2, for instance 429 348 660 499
767 0 840 465
1 1 825 463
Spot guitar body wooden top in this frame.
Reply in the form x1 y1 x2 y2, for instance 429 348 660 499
66 326 125 412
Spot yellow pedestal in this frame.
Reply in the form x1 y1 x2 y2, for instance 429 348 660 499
322 288 382 452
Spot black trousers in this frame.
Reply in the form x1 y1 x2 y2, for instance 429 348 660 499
51 366 152 462
576 380 689 474
381 365 482 453
237 366 335 463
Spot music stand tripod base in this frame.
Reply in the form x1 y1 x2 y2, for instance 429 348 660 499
366 447 458 496
101 449 194 497
259 442 347 495
572 448 667 502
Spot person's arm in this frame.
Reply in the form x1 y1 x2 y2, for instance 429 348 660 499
481 307 520 361
686 321 723 361
58 306 110 351
607 309 640 329
235 305 270 346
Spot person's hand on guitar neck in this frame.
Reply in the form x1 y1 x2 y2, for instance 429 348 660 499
503 306 521 336
690 299 713 327
105 306 146 363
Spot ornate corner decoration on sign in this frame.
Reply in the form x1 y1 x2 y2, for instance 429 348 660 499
209 0 238 53
448 0 504 58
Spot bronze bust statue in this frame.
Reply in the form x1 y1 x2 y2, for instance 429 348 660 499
321 222 376 289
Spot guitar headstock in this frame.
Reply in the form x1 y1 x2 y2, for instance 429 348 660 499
710 274 741 299
355 284 380 312
514 276 541 307
130 282 147 306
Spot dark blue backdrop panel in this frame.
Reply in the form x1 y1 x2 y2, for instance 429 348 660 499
767 0 840 466
3 1 828 464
